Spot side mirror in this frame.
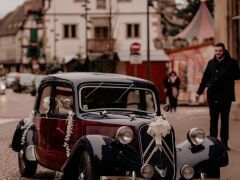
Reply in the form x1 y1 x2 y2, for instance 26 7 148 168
163 104 171 112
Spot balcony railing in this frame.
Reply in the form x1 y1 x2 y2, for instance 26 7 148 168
87 39 116 53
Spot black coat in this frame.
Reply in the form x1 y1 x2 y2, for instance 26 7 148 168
197 52 240 102
163 76 180 97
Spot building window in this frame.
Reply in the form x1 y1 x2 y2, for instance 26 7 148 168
94 26 109 39
63 24 77 38
97 0 106 9
30 29 38 42
126 24 140 38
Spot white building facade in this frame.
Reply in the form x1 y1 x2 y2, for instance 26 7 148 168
43 0 169 64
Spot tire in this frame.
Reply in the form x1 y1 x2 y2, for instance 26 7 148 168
18 149 37 177
77 150 98 180
62 150 98 180
30 89 36 96
205 167 220 178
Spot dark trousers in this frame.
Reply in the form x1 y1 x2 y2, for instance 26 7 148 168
208 100 232 143
168 96 178 111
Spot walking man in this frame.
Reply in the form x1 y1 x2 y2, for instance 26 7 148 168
196 43 240 150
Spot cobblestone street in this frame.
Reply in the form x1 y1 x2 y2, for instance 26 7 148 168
0 89 240 179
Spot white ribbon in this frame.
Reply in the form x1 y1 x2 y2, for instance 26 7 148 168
20 111 35 145
63 111 74 157
147 116 171 151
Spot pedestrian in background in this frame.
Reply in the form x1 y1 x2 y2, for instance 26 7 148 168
196 42 240 150
163 71 181 112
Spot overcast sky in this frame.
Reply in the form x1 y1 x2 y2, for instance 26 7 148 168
0 0 25 18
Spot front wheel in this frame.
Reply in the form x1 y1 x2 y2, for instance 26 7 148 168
77 150 97 180
205 167 220 178
62 150 99 180
18 149 37 177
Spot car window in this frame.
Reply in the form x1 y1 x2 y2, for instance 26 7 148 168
79 86 156 113
54 86 73 115
38 86 52 114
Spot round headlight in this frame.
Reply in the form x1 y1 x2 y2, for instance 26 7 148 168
181 165 194 179
187 128 205 146
116 126 133 144
140 164 155 179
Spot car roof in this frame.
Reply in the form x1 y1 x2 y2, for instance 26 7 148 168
44 72 154 87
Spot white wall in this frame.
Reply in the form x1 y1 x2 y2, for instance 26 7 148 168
0 35 21 63
44 0 166 62
44 0 85 62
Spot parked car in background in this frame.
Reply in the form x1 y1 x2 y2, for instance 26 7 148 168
5 72 18 88
11 73 228 180
0 80 6 94
12 73 35 93
30 75 46 96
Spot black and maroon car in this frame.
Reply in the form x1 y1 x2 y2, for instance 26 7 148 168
11 72 228 179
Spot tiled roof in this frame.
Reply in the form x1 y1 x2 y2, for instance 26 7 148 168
0 5 25 37
0 0 42 37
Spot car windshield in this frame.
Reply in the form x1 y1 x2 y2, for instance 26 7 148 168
79 85 156 114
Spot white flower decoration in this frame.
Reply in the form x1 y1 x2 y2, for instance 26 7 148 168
63 111 74 157
21 111 35 145
147 116 171 151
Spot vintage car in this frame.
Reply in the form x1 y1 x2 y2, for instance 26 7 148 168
11 72 228 180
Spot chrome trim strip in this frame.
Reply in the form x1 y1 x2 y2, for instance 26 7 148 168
144 147 158 165
162 138 174 157
162 147 174 167
143 139 154 157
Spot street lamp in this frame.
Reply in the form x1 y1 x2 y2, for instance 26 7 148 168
146 0 154 80
81 0 90 60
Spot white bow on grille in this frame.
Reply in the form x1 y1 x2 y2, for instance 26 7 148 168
147 116 171 151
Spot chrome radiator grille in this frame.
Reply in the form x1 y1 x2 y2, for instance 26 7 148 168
139 124 176 179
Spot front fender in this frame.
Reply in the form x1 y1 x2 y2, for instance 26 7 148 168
62 135 141 176
176 137 228 178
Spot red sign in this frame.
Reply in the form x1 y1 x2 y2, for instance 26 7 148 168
130 42 141 53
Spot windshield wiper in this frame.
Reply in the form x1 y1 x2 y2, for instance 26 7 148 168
114 83 134 103
84 82 103 99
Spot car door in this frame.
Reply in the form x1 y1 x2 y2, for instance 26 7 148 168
45 83 81 171
33 84 52 167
